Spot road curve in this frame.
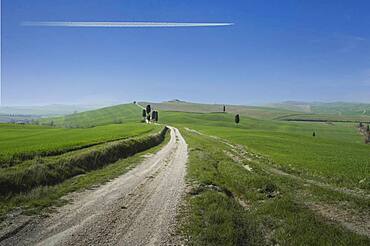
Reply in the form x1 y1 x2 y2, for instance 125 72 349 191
1 126 188 246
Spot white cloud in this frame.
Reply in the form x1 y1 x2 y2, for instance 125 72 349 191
21 21 234 28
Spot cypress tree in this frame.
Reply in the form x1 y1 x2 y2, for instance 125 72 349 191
146 105 151 115
142 109 147 119
235 114 240 125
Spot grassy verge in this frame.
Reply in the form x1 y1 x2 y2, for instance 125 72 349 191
0 127 168 196
180 128 370 245
0 129 170 222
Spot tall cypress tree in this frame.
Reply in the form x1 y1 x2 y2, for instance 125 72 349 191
146 105 151 115
235 114 240 125
142 109 147 119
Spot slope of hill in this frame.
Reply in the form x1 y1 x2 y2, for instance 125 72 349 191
139 100 296 120
310 102 370 116
267 101 312 113
40 103 141 127
269 101 370 115
269 102 370 122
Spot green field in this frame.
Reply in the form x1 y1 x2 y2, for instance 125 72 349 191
143 101 369 244
0 122 159 166
38 101 370 190
0 116 167 219
0 129 170 221
180 127 369 245
1 102 369 244
159 111 369 190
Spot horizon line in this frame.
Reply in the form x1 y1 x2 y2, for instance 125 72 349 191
21 21 234 28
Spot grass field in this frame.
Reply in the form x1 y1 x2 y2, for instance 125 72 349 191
0 123 159 166
0 127 167 195
0 130 170 222
160 111 370 190
180 128 369 245
0 115 168 219
37 102 369 190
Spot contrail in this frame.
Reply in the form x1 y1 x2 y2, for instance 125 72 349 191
21 21 234 28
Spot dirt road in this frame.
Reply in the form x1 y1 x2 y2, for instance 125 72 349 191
1 126 188 246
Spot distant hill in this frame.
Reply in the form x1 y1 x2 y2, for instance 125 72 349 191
269 101 370 122
139 100 297 120
39 100 297 128
0 104 101 116
268 101 370 116
40 103 141 127
267 101 312 113
38 100 370 128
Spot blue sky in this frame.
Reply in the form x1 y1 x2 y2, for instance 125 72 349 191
2 0 370 106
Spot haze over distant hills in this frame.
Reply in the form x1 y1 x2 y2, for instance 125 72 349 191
0 104 104 123
0 104 103 116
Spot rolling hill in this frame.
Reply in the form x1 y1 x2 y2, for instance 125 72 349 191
39 103 142 127
139 100 297 120
2 101 369 244
268 102 370 122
